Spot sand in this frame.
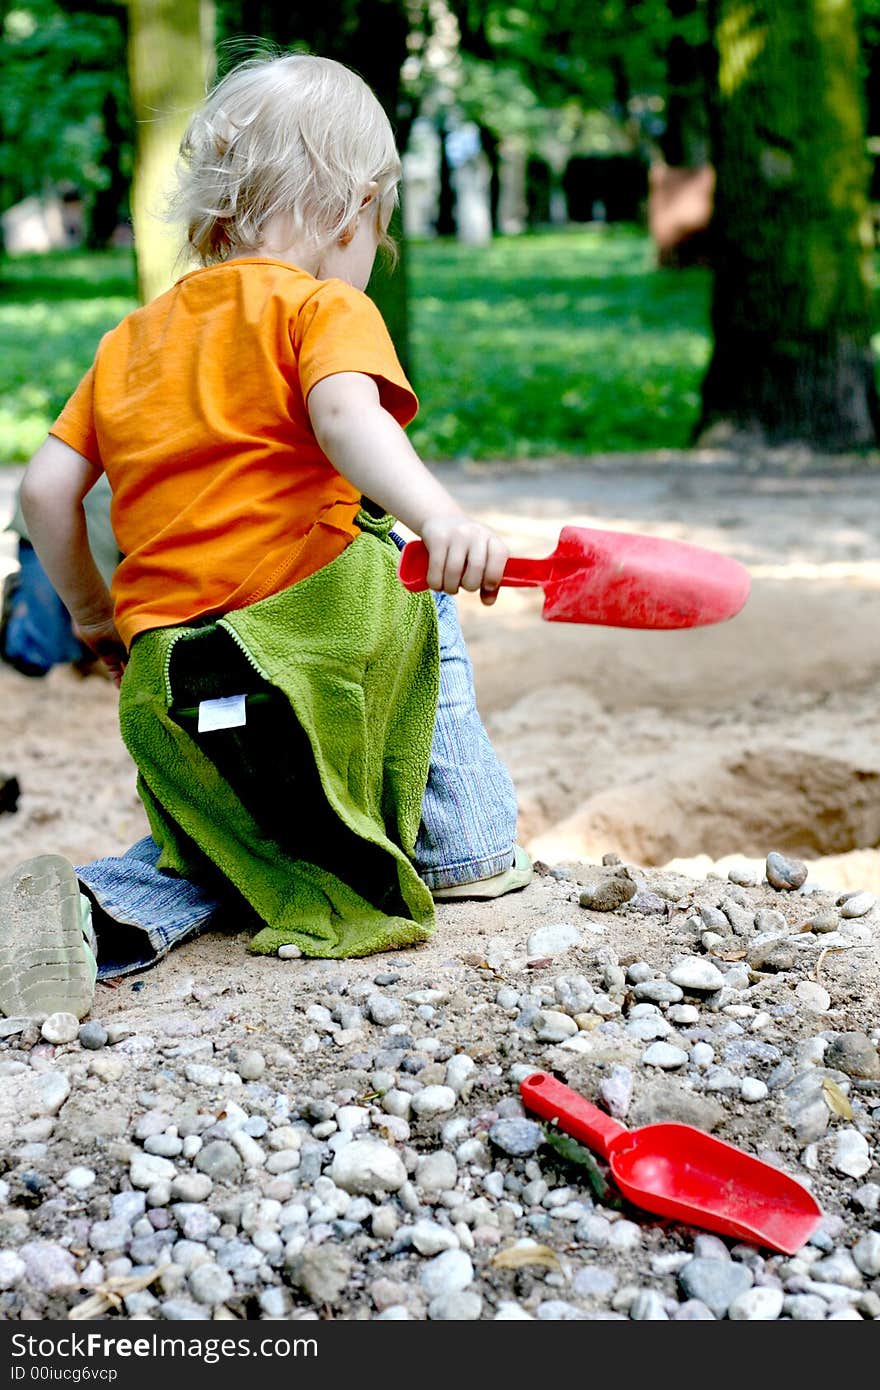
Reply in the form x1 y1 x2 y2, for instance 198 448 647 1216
2 447 880 933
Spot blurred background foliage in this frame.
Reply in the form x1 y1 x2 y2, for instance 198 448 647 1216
2 0 880 460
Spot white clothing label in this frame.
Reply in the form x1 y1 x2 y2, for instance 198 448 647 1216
197 694 248 733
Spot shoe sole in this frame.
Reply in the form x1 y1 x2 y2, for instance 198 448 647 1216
0 854 94 1020
432 845 534 901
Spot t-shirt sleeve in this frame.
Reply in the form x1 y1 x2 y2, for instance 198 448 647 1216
49 364 101 465
293 280 418 427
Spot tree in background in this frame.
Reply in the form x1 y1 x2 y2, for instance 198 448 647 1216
127 0 215 302
699 0 878 449
0 0 132 246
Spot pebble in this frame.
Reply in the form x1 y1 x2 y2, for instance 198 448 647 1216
740 1078 768 1103
34 1071 70 1116
410 1220 460 1255
410 1086 456 1118
526 922 582 959
668 959 725 992
629 1289 668 1320
194 1141 242 1182
40 1012 80 1045
825 1032 880 1080
535 1010 578 1042
330 1139 406 1195
19 1242 79 1293
766 852 808 891
63 1166 96 1191
598 1066 633 1119
130 1153 176 1189
839 892 875 919
579 875 637 911
832 1129 872 1178
0 1251 27 1289
277 944 302 959
728 864 759 887
420 1248 474 1298
852 1232 880 1277
795 981 831 1013
728 1287 784 1320
489 1118 543 1157
678 1258 753 1318
367 995 402 1027
429 1290 483 1320
415 1151 458 1192
642 1042 688 1070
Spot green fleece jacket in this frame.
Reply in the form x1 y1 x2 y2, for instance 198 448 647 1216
117 521 439 958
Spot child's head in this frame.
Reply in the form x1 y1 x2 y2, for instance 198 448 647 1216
173 53 401 268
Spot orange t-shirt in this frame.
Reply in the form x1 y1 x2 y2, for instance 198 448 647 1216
49 258 418 649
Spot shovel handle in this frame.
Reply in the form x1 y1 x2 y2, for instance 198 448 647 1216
520 1071 627 1159
398 540 550 593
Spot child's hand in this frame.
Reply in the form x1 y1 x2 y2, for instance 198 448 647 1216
73 617 128 687
419 515 509 606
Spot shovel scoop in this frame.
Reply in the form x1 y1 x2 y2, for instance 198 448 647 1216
398 525 750 629
521 1072 822 1254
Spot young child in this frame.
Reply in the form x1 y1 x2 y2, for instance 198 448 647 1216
0 53 530 1022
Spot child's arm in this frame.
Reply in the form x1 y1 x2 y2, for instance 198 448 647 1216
308 372 508 604
19 436 127 682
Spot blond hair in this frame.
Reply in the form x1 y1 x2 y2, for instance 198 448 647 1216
171 53 401 265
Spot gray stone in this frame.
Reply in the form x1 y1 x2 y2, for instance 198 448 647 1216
833 1128 872 1178
429 1290 483 1320
78 1020 108 1050
668 958 725 992
825 1032 880 1080
489 1118 543 1157
410 1220 459 1255
632 980 684 1005
642 1042 688 1070
19 1242 78 1293
853 1232 880 1277
329 1139 406 1195
188 1262 234 1306
173 1204 220 1242
367 995 402 1027
729 1287 784 1320
678 1258 752 1318
33 1071 70 1116
88 1219 132 1253
572 1266 617 1298
629 1289 668 1320
535 1010 578 1042
170 1173 213 1203
598 1066 633 1120
420 1248 473 1298
766 852 808 891
194 1141 243 1182
579 875 637 912
414 1151 458 1192
0 1251 26 1290
410 1086 456 1118
526 922 582 959
130 1152 176 1189
287 1245 352 1307
839 892 876 919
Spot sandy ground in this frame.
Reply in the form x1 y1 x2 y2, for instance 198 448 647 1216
3 449 879 895
1 453 879 1320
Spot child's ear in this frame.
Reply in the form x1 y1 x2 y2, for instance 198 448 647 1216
360 180 379 208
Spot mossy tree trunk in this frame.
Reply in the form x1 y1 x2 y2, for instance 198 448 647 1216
698 0 879 449
127 0 215 304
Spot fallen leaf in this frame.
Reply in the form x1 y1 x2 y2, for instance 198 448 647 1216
713 949 748 961
68 1270 160 1321
491 1244 562 1272
821 1079 853 1120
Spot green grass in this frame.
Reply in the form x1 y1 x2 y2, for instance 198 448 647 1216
408 226 712 460
0 230 712 463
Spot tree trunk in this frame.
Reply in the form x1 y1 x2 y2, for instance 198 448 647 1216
660 0 711 169
436 117 457 237
480 125 501 234
698 0 879 450
127 0 215 304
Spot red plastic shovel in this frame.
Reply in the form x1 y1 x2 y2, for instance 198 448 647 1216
398 526 750 629
521 1071 822 1254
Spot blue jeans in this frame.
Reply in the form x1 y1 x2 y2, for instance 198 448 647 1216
1 542 85 675
77 589 518 977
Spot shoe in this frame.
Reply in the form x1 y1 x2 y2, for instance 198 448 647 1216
0 855 97 1020
431 845 533 901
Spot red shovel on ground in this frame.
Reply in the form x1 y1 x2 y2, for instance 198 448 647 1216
521 1072 822 1254
398 525 750 628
